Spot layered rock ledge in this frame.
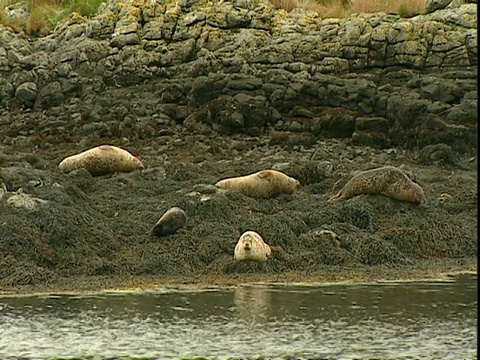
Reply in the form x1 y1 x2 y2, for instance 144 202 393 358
0 0 477 151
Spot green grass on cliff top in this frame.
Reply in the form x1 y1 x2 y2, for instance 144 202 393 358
0 0 428 37
0 0 104 35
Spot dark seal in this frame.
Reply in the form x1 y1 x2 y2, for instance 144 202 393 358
150 207 187 237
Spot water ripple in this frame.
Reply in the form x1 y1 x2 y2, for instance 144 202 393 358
0 275 476 360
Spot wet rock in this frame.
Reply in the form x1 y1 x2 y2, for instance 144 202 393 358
298 229 351 265
35 81 64 109
416 143 470 170
186 93 275 135
337 201 376 232
415 115 477 154
192 183 218 194
15 82 38 107
312 108 356 138
6 191 48 211
352 116 392 149
444 100 477 123
419 76 462 103
352 130 391 149
355 235 409 265
355 117 389 133
0 166 52 192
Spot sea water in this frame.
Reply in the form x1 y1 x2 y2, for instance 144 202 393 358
0 274 476 360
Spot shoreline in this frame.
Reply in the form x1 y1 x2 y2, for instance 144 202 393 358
1 257 476 297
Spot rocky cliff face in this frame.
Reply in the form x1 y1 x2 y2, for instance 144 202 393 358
0 0 477 152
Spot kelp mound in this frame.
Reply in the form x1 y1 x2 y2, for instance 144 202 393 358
0 151 477 287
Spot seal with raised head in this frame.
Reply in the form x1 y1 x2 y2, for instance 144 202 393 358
58 145 144 176
234 231 271 262
328 166 426 205
215 169 300 199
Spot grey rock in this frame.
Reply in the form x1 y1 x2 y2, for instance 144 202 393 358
417 143 470 170
355 117 389 133
444 100 477 122
352 130 392 149
312 110 356 138
6 192 48 211
0 166 52 191
425 0 453 13
192 183 218 194
15 82 38 107
0 0 476 155
35 81 64 109
110 33 140 48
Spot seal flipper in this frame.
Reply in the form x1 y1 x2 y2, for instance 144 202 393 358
328 191 343 202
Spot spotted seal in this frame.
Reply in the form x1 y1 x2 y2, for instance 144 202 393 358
58 145 144 176
328 166 426 205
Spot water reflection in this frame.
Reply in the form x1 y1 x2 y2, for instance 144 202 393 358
234 285 271 321
0 274 476 359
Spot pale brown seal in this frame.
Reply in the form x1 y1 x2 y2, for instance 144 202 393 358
215 169 300 199
328 166 427 205
234 231 271 262
58 145 144 176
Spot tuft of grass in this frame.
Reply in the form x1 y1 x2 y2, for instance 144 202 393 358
271 0 298 12
1 0 103 36
397 2 415 17
63 0 103 17
26 0 64 35
1 0 432 36
272 0 427 17
272 0 351 14
351 0 426 15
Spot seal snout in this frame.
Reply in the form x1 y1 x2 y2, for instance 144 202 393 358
243 239 252 251
293 179 301 189
136 159 145 170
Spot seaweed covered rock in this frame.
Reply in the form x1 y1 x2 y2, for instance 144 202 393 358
0 124 477 287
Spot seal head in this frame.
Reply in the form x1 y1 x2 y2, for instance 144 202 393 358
234 231 271 261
